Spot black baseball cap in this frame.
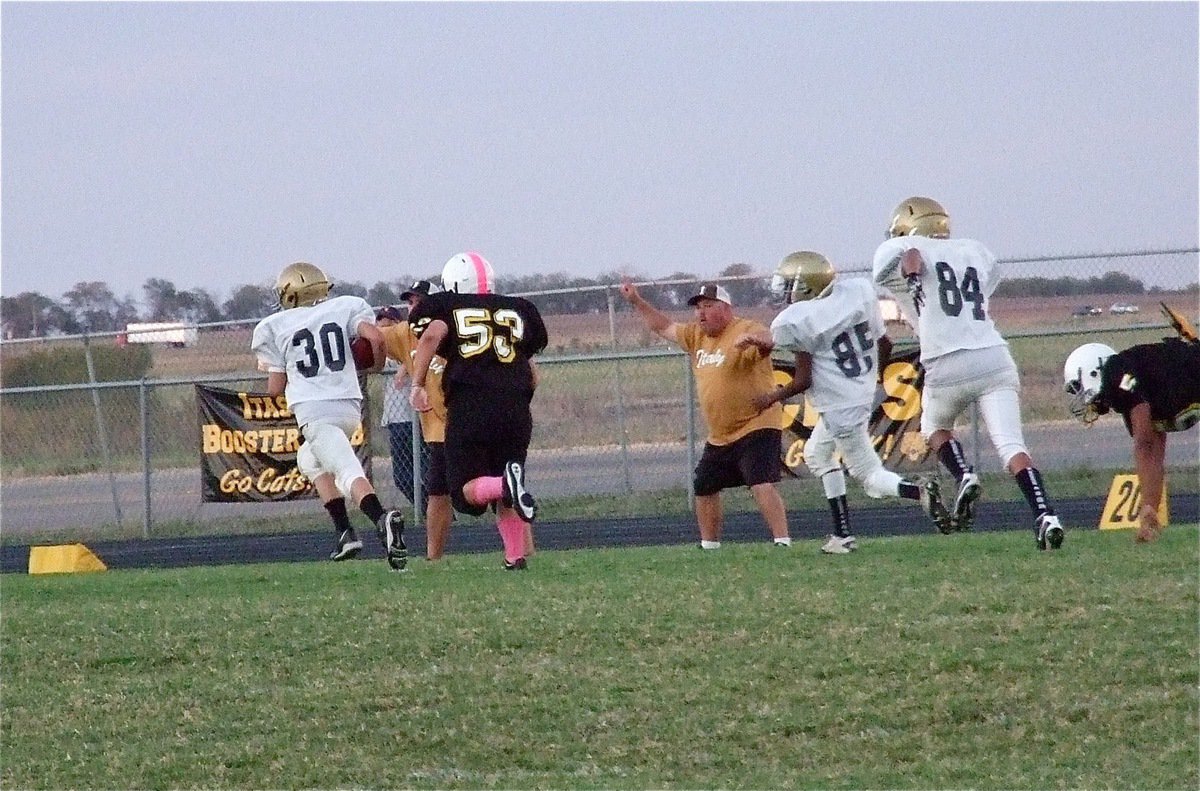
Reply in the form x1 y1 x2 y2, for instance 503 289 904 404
401 280 436 300
375 305 404 322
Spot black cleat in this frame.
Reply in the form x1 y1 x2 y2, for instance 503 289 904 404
952 472 982 532
376 511 407 571
503 557 528 571
502 461 537 523
1036 513 1065 551
919 479 955 534
330 528 363 561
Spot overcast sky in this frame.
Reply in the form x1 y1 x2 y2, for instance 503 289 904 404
2 2 1197 302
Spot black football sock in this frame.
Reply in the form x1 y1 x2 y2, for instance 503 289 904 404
828 495 852 538
1015 467 1053 518
323 497 353 533
358 493 385 525
937 439 971 483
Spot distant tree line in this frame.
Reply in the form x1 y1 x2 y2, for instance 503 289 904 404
0 268 1186 340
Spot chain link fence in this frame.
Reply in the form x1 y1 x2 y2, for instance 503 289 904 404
2 249 1196 542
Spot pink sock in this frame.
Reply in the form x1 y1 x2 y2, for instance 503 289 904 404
465 476 504 506
496 513 526 563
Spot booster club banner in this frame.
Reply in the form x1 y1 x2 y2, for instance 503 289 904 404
772 346 934 475
197 385 372 502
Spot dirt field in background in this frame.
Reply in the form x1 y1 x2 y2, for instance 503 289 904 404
0 291 1192 376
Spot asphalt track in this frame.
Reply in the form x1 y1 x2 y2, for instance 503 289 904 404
4 494 1197 574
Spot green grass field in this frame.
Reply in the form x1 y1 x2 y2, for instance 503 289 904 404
3 527 1196 790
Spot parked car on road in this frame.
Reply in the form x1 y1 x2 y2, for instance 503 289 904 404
1109 303 1140 315
1071 305 1102 317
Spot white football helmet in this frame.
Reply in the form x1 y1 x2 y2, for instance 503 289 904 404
442 251 495 294
888 197 951 239
1063 342 1116 424
771 251 836 304
276 262 332 309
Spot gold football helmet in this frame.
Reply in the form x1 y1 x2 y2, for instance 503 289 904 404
771 251 836 304
275 262 332 309
887 197 951 239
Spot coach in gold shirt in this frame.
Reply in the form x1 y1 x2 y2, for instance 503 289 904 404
620 280 792 549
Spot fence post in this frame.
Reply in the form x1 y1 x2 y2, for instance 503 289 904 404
412 416 425 527
607 289 633 494
83 333 124 526
139 377 151 538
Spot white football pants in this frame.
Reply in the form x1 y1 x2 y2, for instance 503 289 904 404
804 406 903 500
297 416 368 500
920 367 1029 467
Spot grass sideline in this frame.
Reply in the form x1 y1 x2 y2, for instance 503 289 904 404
3 528 1197 789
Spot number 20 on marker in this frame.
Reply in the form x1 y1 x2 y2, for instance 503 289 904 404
1100 474 1169 530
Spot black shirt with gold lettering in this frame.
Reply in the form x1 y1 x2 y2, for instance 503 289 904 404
1097 338 1200 434
408 291 548 399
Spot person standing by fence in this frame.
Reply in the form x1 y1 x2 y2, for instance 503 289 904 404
620 279 792 550
378 282 456 561
375 305 430 514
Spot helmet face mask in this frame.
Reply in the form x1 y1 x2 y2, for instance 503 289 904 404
772 251 836 304
276 262 332 309
888 197 951 239
1063 343 1116 424
442 251 495 294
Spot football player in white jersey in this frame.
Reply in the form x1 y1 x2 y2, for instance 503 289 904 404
872 198 1064 551
251 261 407 569
736 252 952 554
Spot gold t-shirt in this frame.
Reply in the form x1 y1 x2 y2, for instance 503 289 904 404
380 322 447 443
676 316 783 446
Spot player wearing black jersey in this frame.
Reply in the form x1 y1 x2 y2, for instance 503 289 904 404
409 252 549 569
1064 325 1200 543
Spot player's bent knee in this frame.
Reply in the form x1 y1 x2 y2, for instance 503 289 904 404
996 443 1028 469
803 449 837 478
451 491 488 517
296 444 323 480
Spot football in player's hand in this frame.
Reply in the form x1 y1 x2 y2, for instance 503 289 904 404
350 337 374 369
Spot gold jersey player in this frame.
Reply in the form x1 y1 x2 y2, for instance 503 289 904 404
408 252 548 570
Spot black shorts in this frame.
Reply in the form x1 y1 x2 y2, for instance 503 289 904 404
445 386 533 516
693 428 783 496
424 441 450 497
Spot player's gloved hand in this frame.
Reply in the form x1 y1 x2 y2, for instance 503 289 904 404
1135 502 1162 543
906 273 925 316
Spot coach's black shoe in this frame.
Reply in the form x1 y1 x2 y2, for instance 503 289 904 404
376 511 407 571
503 461 537 523
330 528 363 561
1036 513 1064 551
503 557 528 571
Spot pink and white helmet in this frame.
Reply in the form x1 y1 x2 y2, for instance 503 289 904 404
442 251 495 294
